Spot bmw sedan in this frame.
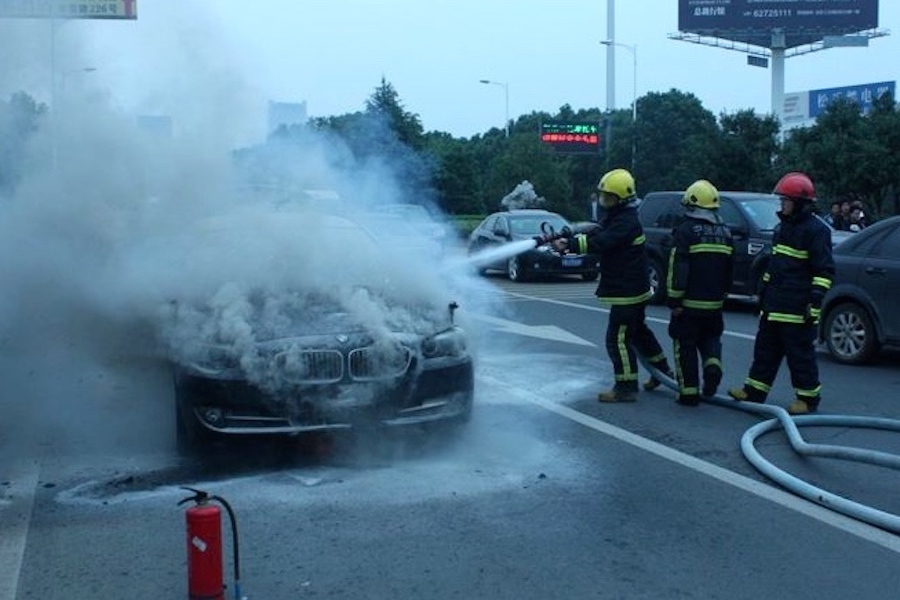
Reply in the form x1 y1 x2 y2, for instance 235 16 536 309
466 209 599 282
166 211 474 452
819 215 900 364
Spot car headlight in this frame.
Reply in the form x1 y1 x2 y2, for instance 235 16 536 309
421 328 467 359
187 345 241 376
534 245 553 254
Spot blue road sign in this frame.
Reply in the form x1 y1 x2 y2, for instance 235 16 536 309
808 81 896 118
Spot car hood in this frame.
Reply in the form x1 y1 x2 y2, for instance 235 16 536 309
163 285 454 364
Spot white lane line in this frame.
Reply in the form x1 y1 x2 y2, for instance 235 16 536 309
0 460 40 600
482 374 900 553
503 290 758 341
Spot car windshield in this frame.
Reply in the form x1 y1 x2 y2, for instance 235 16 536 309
510 214 568 235
737 196 782 231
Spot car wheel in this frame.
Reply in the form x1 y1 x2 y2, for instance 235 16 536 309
507 256 525 282
824 302 879 365
647 258 666 304
582 271 599 282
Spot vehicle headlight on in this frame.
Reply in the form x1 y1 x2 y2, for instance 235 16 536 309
534 245 552 253
421 328 467 359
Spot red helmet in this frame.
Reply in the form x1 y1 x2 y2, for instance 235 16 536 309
773 172 815 201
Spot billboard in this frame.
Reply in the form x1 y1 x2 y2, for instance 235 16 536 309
0 0 137 19
783 81 895 129
678 0 878 49
540 122 602 154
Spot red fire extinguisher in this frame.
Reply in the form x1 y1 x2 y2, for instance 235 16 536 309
178 487 244 600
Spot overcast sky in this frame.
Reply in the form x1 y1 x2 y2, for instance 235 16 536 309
1 1 896 144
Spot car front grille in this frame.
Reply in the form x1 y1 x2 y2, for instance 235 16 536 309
349 345 412 381
273 344 411 384
276 349 344 384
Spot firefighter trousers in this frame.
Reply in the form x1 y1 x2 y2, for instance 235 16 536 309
607 303 668 385
745 317 821 404
668 312 723 397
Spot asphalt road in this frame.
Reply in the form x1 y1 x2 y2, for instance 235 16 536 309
3 273 900 599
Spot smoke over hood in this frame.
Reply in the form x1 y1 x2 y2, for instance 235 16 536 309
0 10 495 457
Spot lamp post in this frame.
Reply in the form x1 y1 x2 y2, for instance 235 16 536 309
479 79 509 138
600 40 637 173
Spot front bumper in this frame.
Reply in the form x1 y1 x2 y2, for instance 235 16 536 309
176 358 474 435
521 252 599 276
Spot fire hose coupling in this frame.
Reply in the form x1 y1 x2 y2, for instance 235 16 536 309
178 486 247 600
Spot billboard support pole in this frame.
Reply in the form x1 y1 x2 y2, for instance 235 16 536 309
770 29 786 137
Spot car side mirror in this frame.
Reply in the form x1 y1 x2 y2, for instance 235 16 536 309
493 225 509 238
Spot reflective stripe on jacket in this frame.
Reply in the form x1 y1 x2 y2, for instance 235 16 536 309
574 201 651 306
760 206 834 320
667 216 734 314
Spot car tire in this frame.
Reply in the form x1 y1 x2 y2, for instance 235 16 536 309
582 271 599 282
507 256 525 282
647 258 666 304
824 302 879 365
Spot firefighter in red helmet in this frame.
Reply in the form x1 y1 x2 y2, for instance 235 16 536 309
728 172 835 414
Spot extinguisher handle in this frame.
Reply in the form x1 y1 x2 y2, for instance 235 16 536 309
177 486 210 506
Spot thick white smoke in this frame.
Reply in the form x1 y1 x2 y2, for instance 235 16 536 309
0 6 502 460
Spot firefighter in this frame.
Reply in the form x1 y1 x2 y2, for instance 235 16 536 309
666 180 734 406
553 168 673 402
728 172 834 415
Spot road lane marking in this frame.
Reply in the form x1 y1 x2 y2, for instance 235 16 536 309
469 314 596 347
503 290 758 341
0 460 40 599
481 373 900 553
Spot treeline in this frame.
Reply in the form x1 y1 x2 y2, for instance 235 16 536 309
3 80 899 223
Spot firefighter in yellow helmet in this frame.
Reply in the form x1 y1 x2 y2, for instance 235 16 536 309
553 168 673 402
666 180 735 406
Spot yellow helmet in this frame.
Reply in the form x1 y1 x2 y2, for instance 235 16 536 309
682 179 720 210
597 168 636 206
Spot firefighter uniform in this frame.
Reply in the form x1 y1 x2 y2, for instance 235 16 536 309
666 180 735 406
728 172 834 415
569 168 672 403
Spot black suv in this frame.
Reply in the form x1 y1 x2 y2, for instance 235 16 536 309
638 191 784 303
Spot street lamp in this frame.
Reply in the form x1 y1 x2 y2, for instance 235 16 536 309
600 40 637 173
479 79 509 138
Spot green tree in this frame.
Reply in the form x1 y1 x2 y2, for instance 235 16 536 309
0 92 47 196
365 77 424 150
777 98 870 209
633 89 719 194
713 109 780 191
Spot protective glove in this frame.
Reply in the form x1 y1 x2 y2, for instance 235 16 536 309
804 304 821 326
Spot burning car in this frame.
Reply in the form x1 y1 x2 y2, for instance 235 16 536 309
162 210 474 451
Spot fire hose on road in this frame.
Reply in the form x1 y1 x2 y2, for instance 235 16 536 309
463 229 900 533
639 357 900 534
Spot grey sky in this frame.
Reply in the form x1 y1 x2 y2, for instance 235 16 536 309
1 1 896 144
